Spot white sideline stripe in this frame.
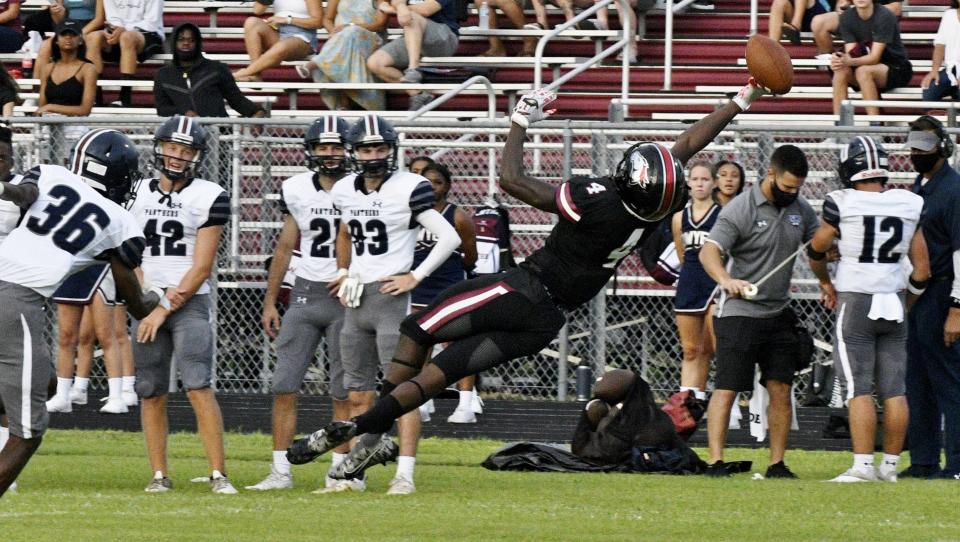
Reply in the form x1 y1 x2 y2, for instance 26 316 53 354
20 313 33 439
558 184 581 222
835 302 855 402
420 285 509 332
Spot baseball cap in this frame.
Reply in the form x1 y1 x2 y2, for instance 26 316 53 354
55 20 82 36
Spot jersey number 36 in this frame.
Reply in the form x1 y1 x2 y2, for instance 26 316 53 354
26 184 111 255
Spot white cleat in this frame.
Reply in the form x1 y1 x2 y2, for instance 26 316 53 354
210 471 239 494
877 468 898 483
828 467 879 483
46 395 72 413
471 390 484 415
99 397 129 414
447 407 477 424
69 387 88 406
419 402 432 423
386 477 416 495
312 477 366 494
122 390 139 407
245 467 293 490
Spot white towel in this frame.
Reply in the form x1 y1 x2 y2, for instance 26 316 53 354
867 292 904 323
748 368 799 442
729 393 742 430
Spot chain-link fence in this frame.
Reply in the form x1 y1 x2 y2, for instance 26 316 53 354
5 116 937 401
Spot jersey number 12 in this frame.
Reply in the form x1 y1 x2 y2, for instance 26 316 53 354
858 216 903 264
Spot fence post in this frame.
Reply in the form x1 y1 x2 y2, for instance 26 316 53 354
555 122 576 399
592 289 607 379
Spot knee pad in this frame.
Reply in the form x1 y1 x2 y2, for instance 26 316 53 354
400 314 434 346
380 379 398 398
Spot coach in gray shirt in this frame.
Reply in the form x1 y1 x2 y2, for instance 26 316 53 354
698 145 820 479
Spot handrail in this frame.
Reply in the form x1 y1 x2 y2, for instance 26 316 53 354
662 0 699 90
750 0 759 36
405 75 497 121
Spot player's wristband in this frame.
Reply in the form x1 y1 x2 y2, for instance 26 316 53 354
0 183 5 196
806 244 827 261
907 276 928 296
510 112 530 129
951 296 960 309
336 268 349 279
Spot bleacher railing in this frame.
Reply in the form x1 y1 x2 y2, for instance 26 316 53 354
662 0 700 91
2 116 944 403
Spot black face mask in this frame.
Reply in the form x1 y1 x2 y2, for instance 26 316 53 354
770 177 798 208
911 153 940 175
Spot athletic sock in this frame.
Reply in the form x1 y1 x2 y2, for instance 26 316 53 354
273 450 291 476
853 453 874 471
396 455 415 482
56 377 72 399
122 376 136 393
680 386 706 400
0 426 9 450
107 377 122 400
354 396 406 435
330 452 348 469
880 453 899 474
457 390 472 411
74 377 90 392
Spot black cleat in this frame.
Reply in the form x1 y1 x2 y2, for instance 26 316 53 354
899 464 940 479
329 435 400 480
287 421 358 465
765 461 798 479
705 461 732 477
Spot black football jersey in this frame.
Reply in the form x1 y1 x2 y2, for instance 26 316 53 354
524 176 654 308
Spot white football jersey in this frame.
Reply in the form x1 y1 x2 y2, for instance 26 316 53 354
0 165 144 297
280 172 340 282
825 188 924 294
331 171 434 283
127 177 230 294
0 174 24 244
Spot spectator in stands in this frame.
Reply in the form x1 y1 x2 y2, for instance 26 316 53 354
0 0 22 54
529 0 641 62
712 159 745 205
35 21 96 119
233 0 323 82
769 0 833 45
0 64 19 116
408 155 434 175
296 0 388 111
86 0 165 107
29 0 98 79
811 0 901 58
367 0 461 111
921 1 960 101
476 0 536 57
155 23 266 119
830 0 911 117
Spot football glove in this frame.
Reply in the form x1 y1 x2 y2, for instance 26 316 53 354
731 77 769 111
510 88 557 128
337 276 363 308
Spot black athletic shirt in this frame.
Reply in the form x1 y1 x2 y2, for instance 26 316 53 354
523 176 657 308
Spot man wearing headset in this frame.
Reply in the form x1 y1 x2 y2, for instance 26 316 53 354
902 115 960 480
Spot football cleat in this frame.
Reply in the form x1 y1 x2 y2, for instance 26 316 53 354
328 435 399 480
69 387 88 406
447 407 477 424
245 467 293 491
828 467 879 483
144 472 173 493
287 421 357 465
386 477 416 495
210 472 239 495
46 395 72 413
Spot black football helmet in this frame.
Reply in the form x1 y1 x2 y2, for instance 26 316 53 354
305 115 350 176
153 115 208 181
612 142 686 222
347 114 399 178
838 135 889 187
69 129 142 205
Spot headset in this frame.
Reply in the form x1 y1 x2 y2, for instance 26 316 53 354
915 115 955 159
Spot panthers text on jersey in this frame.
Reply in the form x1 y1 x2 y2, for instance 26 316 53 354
524 176 656 308
0 165 144 296
279 172 340 282
823 188 924 294
126 177 230 294
330 171 434 283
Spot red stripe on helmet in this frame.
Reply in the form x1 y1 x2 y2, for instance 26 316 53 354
654 143 676 218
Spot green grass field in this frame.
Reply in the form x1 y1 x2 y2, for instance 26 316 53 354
3 430 958 541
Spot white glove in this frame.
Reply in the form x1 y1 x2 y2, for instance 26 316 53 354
510 88 558 128
731 77 769 111
337 276 363 308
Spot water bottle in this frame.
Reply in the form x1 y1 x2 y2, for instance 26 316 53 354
479 0 490 29
21 57 32 79
575 365 592 401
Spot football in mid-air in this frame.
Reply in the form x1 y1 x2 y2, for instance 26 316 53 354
745 34 794 95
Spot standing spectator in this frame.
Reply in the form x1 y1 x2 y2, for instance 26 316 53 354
30 0 98 83
921 2 960 102
700 145 821 478
830 0 911 117
86 0 165 107
476 0 536 57
671 162 721 403
902 116 960 479
367 0 461 111
154 23 266 119
713 160 745 205
296 0 388 111
0 64 19 116
234 0 323 82
810 136 928 483
769 0 833 45
811 0 901 58
0 0 20 54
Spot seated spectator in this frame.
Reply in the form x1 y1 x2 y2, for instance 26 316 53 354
367 0 461 111
811 0 901 57
35 21 96 119
296 0 387 111
921 1 960 101
529 0 641 63
155 23 266 118
29 0 98 79
233 0 323 82
769 0 833 45
830 0 911 117
0 0 22 54
476 0 536 57
0 64 19 116
86 0 164 107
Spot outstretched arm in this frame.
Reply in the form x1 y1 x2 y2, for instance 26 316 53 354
500 89 560 214
671 79 766 164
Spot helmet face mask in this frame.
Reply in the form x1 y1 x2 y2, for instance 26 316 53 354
153 116 208 182
347 115 399 180
839 136 889 187
305 115 351 176
351 142 396 179
613 142 686 222
69 129 142 205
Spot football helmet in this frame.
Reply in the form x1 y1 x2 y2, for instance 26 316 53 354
69 129 142 205
347 114 398 178
612 142 686 222
153 115 208 181
304 115 350 176
838 136 889 187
